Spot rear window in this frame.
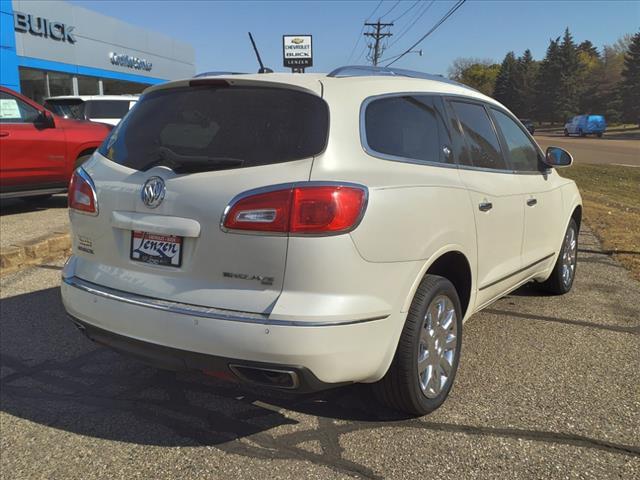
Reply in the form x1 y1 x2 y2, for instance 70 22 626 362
44 99 85 119
99 86 329 173
85 100 131 119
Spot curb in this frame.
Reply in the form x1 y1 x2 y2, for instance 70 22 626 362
0 230 71 276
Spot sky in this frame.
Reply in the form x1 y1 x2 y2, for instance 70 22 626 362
68 0 640 76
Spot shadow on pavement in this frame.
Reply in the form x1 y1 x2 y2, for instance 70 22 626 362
1 286 638 478
0 195 68 217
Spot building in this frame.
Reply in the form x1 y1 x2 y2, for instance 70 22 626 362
0 0 195 103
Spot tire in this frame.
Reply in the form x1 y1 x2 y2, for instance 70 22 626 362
564 129 569 137
373 275 463 416
597 132 603 138
579 129 585 137
74 153 93 169
540 218 578 295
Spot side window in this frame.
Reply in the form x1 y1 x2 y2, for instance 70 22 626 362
449 100 507 170
364 95 445 164
0 92 39 123
491 109 540 172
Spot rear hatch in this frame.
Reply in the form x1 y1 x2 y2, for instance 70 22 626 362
587 115 606 132
71 79 328 314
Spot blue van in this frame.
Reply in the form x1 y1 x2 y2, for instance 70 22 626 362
564 115 607 137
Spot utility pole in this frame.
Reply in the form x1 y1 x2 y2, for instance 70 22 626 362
364 20 393 66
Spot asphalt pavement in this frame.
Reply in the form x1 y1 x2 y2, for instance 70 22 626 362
0 195 69 248
535 135 640 167
1 226 638 479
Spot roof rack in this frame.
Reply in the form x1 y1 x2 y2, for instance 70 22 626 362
327 65 473 90
193 71 246 78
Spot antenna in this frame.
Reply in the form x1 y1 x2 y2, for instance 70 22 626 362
248 32 273 73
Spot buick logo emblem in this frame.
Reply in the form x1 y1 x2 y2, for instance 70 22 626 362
141 176 165 208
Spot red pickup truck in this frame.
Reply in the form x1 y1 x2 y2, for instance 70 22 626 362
0 86 112 200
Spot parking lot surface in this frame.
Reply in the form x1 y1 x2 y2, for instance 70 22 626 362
0 196 69 249
1 226 638 479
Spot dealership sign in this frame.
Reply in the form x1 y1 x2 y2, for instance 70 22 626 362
14 12 77 43
283 35 312 69
109 52 153 72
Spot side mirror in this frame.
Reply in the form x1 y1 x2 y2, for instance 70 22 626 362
544 146 573 168
35 110 55 129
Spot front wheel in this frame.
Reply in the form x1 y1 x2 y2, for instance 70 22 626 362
564 129 569 136
373 275 462 416
540 218 578 294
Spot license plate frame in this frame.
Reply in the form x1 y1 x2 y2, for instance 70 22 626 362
130 230 183 267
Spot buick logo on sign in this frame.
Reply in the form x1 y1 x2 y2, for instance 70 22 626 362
141 177 165 208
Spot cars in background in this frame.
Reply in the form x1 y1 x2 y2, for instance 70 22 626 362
44 95 138 126
564 114 607 137
519 118 535 135
61 67 582 416
0 86 112 200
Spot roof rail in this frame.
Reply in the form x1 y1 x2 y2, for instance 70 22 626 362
327 65 474 90
193 71 246 78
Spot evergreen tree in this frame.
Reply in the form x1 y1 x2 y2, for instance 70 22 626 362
620 31 640 125
535 37 562 122
517 49 538 119
555 28 580 122
493 51 521 114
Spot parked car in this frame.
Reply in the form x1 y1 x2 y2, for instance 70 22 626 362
44 95 138 126
60 67 582 416
0 86 113 200
519 118 535 135
564 114 607 137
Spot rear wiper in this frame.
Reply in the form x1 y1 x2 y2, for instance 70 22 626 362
142 146 244 171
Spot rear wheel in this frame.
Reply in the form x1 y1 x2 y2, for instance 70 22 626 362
540 218 578 294
597 132 603 138
74 153 93 169
579 129 585 137
564 129 569 136
374 275 462 416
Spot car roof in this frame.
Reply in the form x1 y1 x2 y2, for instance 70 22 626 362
44 95 139 101
146 67 500 107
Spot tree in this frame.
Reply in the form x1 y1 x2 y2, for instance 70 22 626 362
517 49 539 119
555 28 581 121
493 51 521 114
620 31 640 125
448 58 500 96
535 37 562 122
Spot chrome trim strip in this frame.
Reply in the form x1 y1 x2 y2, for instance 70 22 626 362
63 276 388 327
478 253 555 291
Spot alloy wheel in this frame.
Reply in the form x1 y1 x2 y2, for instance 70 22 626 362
561 225 577 289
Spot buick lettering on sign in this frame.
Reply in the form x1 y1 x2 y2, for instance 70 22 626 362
283 35 313 68
14 11 77 43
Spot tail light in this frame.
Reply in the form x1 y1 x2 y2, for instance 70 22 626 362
68 168 98 215
223 184 367 235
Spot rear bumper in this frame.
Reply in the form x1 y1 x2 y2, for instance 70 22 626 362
60 274 402 388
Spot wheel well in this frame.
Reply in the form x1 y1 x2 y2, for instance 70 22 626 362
76 148 96 160
426 251 472 318
572 205 582 230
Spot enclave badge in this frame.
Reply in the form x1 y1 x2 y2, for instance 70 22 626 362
141 177 165 208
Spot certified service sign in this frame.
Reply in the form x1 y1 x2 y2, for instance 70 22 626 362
283 35 312 68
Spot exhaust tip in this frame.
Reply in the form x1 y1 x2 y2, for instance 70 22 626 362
229 364 299 389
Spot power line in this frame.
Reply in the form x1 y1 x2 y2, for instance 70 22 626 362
386 0 466 67
379 0 401 19
391 0 422 23
386 0 435 51
346 0 385 64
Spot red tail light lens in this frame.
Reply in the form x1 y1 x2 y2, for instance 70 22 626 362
223 184 367 234
68 168 98 215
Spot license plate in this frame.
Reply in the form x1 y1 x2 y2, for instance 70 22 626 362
130 231 183 267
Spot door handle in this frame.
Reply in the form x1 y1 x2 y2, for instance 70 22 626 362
0 131 9 137
478 201 493 212
527 198 538 207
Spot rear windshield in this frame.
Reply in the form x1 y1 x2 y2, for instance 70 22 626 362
98 86 329 173
44 99 85 119
85 100 131 119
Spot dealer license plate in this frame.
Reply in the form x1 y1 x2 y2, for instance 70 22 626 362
130 231 183 267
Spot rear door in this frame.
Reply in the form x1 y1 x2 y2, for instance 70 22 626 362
71 82 328 314
0 90 67 191
445 98 524 307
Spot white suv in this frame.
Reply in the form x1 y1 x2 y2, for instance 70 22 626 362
44 95 138 126
61 67 582 415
